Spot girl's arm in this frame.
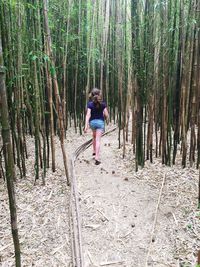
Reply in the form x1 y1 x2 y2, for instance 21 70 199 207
103 107 109 124
84 108 91 132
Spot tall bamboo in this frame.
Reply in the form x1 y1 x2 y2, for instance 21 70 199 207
0 33 21 267
43 0 70 185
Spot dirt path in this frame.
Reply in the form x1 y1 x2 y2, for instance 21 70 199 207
0 127 199 267
74 129 199 267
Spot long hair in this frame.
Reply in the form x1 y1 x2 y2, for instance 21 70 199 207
91 88 102 109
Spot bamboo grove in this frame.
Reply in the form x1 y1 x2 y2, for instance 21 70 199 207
0 1 199 266
0 0 200 177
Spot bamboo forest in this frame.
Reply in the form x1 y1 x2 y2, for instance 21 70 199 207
0 0 200 266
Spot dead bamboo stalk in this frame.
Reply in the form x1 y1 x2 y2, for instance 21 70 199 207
145 173 167 267
69 127 117 267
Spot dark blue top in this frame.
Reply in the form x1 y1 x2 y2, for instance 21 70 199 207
87 101 107 121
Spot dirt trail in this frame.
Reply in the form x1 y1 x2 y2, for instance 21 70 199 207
0 126 199 267
74 128 199 267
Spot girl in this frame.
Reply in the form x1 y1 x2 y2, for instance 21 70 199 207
84 88 109 165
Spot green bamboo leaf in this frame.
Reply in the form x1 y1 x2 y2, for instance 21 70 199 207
50 66 56 76
43 55 50 62
31 55 38 61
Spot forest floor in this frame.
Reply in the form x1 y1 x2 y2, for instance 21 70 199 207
0 124 200 267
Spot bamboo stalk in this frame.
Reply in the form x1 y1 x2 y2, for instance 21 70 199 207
43 0 70 185
0 34 21 267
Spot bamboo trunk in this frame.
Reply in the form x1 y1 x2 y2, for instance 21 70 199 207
0 35 21 267
43 0 70 185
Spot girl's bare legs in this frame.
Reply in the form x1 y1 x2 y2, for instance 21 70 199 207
95 130 103 162
92 130 96 155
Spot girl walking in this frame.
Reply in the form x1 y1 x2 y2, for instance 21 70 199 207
84 88 109 165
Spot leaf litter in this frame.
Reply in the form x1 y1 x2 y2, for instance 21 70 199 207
0 125 199 267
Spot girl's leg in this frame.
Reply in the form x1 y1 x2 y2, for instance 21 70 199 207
92 130 96 154
95 130 103 161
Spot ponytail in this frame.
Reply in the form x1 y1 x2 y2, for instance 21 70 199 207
91 88 102 109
